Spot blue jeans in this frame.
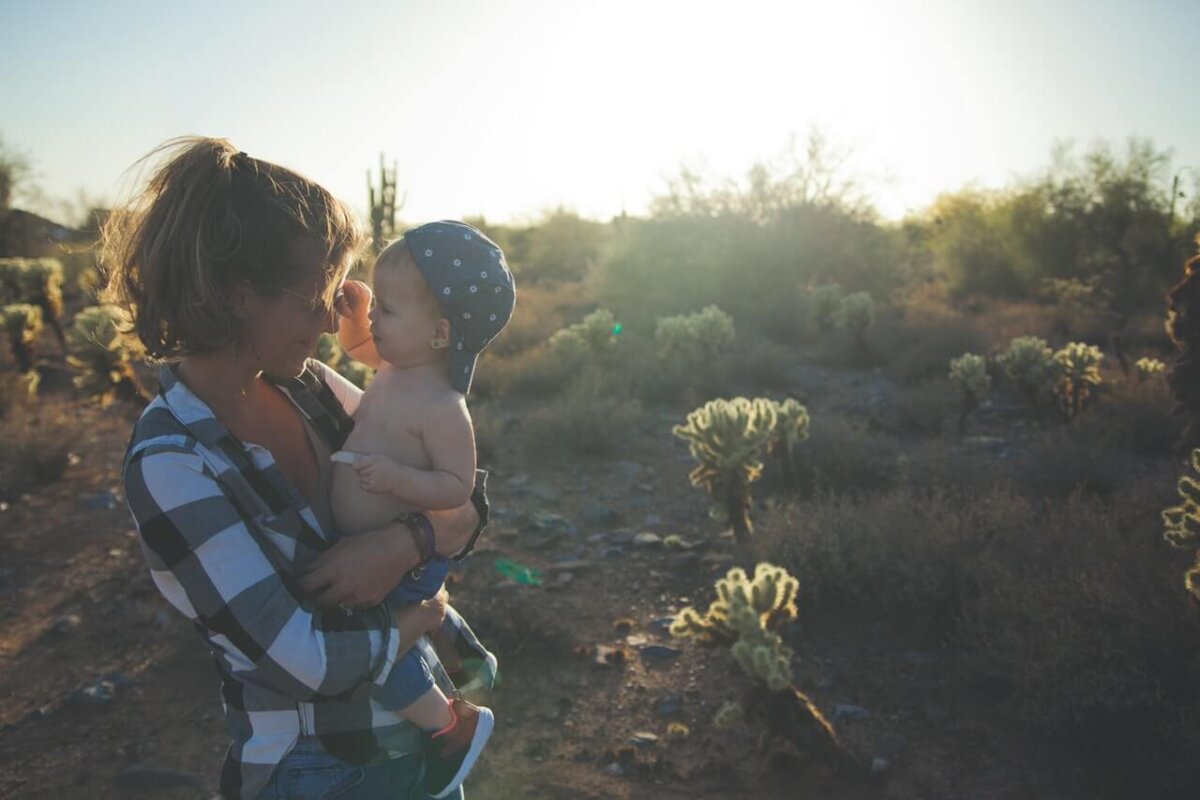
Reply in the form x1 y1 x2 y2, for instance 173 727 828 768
255 736 464 799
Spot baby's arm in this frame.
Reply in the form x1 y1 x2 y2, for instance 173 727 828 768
348 396 476 510
336 280 383 369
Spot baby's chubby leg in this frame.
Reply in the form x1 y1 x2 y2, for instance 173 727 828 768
400 685 454 731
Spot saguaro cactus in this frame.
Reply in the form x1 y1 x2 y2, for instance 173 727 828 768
673 397 777 541
672 564 855 770
66 305 149 405
1052 342 1103 422
367 154 402 253
808 284 843 335
949 353 991 435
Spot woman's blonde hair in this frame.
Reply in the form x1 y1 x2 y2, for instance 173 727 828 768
101 136 364 360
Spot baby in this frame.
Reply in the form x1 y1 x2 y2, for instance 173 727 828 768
330 220 514 799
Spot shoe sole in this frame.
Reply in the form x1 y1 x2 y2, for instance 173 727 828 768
456 652 499 696
429 706 494 799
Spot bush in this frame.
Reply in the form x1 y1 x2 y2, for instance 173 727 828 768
0 403 78 500
787 414 899 496
654 305 735 365
520 369 642 459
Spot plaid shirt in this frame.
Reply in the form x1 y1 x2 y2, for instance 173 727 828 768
124 360 476 800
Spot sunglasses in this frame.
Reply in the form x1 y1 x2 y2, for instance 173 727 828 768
271 283 347 315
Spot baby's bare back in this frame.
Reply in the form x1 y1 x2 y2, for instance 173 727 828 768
331 371 441 536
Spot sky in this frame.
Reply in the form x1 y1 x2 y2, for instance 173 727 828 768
2 0 1198 226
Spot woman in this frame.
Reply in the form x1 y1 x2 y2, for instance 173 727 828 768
104 137 493 799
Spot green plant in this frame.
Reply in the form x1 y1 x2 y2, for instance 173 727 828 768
1 302 42 374
949 353 991 434
998 336 1057 406
547 308 619 361
808 284 843 335
673 397 777 540
654 305 735 365
1136 356 1166 382
835 291 874 351
764 398 810 491
1163 449 1200 599
1052 342 1104 422
0 258 66 348
671 563 853 769
66 305 149 405
317 334 374 389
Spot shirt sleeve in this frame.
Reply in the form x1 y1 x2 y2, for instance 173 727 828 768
125 443 400 702
311 359 364 417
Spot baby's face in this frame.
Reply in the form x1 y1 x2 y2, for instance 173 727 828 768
368 250 445 368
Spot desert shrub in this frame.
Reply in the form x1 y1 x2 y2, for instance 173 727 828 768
1072 374 1177 457
548 308 620 362
808 284 843 335
887 378 956 437
835 291 874 349
489 281 591 356
762 479 1200 736
788 414 899 496
959 482 1200 731
472 343 573 399
66 305 149 405
868 296 987 383
1016 429 1127 499
705 334 797 393
520 369 642 459
0 403 79 500
654 305 735 365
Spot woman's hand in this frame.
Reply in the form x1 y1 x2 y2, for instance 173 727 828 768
335 280 381 368
298 524 419 609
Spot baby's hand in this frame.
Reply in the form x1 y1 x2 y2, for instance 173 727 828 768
350 453 405 495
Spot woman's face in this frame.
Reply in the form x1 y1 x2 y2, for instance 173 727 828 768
240 238 347 377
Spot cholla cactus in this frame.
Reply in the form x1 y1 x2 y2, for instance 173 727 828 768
672 563 799 690
836 291 874 352
713 701 745 728
808 284 843 335
673 397 777 540
2 302 43 373
1136 357 1166 383
654 305 735 365
1052 342 1103 422
317 334 374 389
0 258 66 348
549 308 619 360
66 305 149 405
1162 449 1200 598
949 353 991 434
764 397 810 490
999 336 1057 405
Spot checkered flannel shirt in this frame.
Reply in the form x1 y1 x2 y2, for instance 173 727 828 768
124 360 480 800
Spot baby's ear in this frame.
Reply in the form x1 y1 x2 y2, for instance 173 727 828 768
432 317 452 349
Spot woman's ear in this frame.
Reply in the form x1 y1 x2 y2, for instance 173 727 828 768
228 281 256 322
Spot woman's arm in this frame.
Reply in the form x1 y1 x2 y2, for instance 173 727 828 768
127 446 408 701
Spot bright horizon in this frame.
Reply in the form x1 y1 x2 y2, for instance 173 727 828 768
2 0 1198 227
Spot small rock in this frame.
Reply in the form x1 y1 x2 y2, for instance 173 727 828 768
582 502 621 527
81 490 118 510
628 731 658 748
51 614 82 634
603 762 626 777
528 484 561 503
648 616 675 634
875 733 908 757
506 472 530 487
553 572 574 586
633 532 662 547
870 756 889 774
635 482 654 493
601 546 625 558
657 694 682 717
833 704 870 722
116 765 201 789
643 514 663 527
153 609 172 627
625 634 647 646
639 644 682 662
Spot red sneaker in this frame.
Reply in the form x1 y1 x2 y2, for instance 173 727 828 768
425 698 494 799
